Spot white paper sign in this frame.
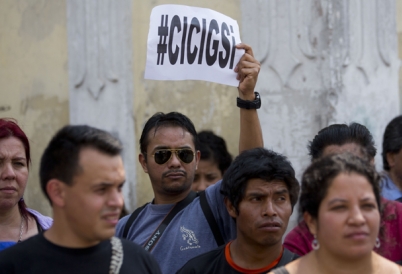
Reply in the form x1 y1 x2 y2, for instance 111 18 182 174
144 5 244 87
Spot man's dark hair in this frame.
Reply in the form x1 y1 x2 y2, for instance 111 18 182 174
39 125 122 203
196 130 232 175
139 112 198 156
308 123 376 161
382 115 402 171
220 148 300 214
300 153 381 220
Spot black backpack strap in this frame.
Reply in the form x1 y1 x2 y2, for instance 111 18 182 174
199 190 225 246
122 203 149 239
277 248 299 268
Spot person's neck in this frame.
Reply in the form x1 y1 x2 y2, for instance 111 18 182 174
313 248 375 274
44 215 101 248
0 205 22 241
229 238 283 270
153 189 192 204
388 170 402 191
0 205 20 225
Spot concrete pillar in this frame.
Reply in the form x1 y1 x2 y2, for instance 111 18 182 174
67 0 137 210
241 0 399 228
241 0 399 175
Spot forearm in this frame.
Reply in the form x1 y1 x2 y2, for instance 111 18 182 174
239 108 263 153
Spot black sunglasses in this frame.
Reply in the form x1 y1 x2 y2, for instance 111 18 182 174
151 149 195 165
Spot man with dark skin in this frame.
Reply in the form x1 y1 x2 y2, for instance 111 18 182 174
116 43 264 274
177 148 299 274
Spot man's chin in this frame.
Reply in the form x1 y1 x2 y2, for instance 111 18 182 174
162 181 191 194
97 229 116 241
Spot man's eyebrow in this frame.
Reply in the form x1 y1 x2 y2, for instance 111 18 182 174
154 145 193 150
246 191 265 197
154 146 170 150
91 181 126 188
274 189 289 195
92 182 114 188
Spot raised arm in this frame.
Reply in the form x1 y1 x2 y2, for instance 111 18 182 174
235 43 263 153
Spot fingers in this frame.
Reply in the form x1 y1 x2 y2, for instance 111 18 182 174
236 66 259 83
234 43 260 95
236 57 260 82
236 43 254 58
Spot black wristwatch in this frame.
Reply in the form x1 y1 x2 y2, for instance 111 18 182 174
237 92 261 109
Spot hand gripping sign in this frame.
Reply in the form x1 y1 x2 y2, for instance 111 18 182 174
144 5 244 87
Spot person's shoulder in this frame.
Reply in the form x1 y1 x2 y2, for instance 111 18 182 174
27 208 51 219
202 179 223 203
283 248 300 262
176 245 225 273
381 197 402 216
283 221 312 248
27 208 53 229
120 238 146 252
0 234 41 260
268 255 302 274
118 238 162 274
374 252 402 272
120 237 158 258
116 213 131 232
188 244 225 261
267 266 290 274
209 179 222 190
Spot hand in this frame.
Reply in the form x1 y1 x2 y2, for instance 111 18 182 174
234 43 260 100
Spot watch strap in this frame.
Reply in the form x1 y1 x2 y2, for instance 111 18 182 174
237 91 261 109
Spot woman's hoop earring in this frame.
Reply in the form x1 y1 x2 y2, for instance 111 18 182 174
375 237 381 249
311 235 320 250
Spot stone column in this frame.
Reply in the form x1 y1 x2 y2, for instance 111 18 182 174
242 0 399 175
67 0 137 210
241 0 399 228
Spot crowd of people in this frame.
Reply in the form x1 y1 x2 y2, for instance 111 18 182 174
1 43 402 273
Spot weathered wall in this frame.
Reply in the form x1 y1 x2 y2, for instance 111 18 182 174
0 0 68 216
241 0 399 231
242 0 399 176
67 0 138 211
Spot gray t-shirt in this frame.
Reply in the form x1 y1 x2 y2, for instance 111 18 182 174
115 180 236 274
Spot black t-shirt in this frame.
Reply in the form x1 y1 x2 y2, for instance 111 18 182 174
176 244 298 274
0 233 161 274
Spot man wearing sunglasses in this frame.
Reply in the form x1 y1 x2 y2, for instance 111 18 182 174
116 43 263 274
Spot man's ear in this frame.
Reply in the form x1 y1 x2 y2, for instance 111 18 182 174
139 153 149 173
387 152 396 169
46 179 67 207
224 197 237 219
304 211 317 236
195 150 201 170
